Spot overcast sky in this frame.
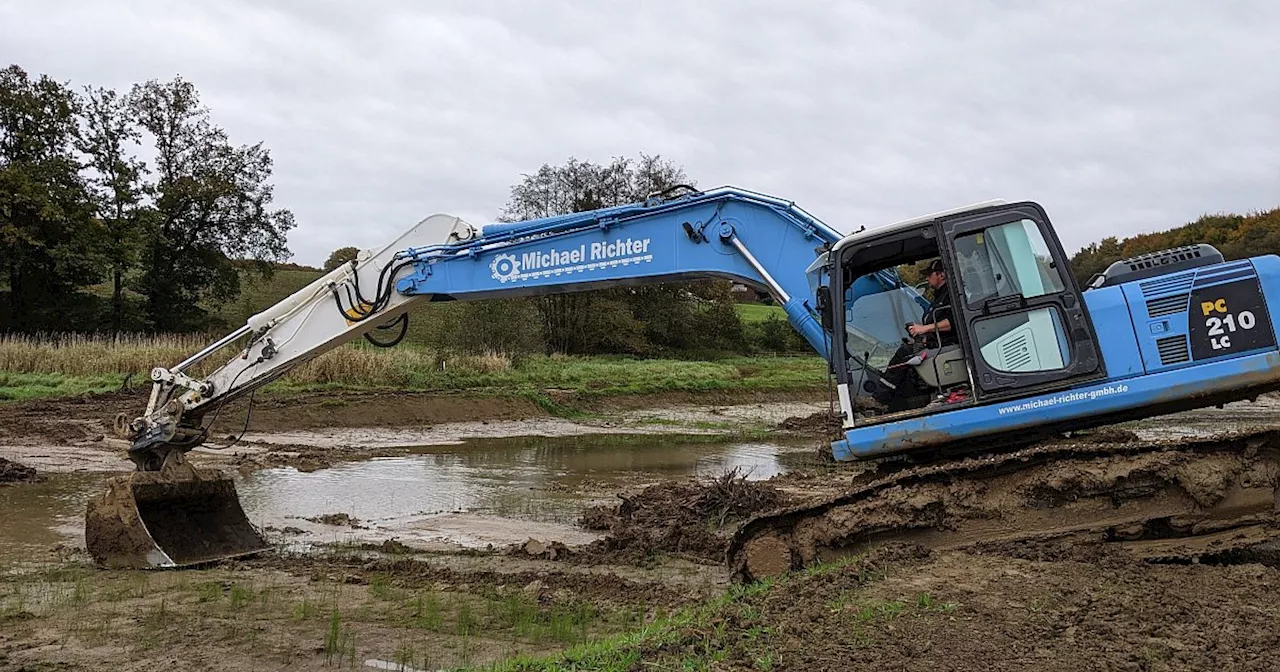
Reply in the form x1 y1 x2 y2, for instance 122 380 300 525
3 1 1278 265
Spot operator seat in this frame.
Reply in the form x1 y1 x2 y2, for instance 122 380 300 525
913 344 968 389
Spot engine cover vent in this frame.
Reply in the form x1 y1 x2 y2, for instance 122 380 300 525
1089 244 1224 289
1146 293 1189 318
1139 272 1196 298
1156 335 1190 365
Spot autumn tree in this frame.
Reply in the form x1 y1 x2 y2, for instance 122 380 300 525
1068 209 1280 285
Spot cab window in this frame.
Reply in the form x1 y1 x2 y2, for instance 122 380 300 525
955 219 1071 373
953 219 1064 306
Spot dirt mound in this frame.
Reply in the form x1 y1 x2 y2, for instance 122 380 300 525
580 469 784 564
777 410 842 437
0 457 38 483
305 512 365 528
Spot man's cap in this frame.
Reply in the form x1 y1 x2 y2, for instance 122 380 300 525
924 259 945 275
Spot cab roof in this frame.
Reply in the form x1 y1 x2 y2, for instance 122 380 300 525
832 199 1007 253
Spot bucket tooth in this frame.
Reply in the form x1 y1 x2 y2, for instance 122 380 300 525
86 466 267 569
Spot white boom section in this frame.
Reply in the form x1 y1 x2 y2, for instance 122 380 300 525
152 214 475 416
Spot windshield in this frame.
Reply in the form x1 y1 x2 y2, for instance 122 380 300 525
845 270 929 376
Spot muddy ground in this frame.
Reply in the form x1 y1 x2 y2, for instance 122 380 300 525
0 388 830 474
1 390 1279 670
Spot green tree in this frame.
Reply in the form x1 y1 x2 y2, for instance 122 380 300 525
78 85 147 331
128 76 295 331
499 154 744 355
324 245 359 271
0 65 100 331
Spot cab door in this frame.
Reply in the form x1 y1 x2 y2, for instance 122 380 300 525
938 203 1104 399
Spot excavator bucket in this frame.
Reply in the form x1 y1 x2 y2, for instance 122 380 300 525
85 465 268 568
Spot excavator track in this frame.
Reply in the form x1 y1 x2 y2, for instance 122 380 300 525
729 429 1280 582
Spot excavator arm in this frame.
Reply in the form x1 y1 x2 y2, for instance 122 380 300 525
124 186 843 470
91 186 847 568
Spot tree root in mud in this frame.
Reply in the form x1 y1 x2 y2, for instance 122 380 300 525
731 430 1280 582
573 468 785 565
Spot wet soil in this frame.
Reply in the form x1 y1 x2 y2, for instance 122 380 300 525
639 543 1280 671
4 391 1280 669
0 388 826 475
733 429 1280 581
305 512 365 528
0 388 826 447
0 546 722 672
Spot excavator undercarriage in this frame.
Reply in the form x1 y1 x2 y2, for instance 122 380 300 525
730 428 1280 582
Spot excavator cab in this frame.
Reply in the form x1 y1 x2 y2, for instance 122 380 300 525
831 202 1104 429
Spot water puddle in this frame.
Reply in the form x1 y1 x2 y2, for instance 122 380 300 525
237 433 814 549
0 433 817 563
0 472 107 565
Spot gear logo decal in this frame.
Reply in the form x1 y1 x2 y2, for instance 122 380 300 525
489 253 521 282
488 237 654 284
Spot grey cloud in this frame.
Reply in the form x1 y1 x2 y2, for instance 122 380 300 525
2 0 1277 264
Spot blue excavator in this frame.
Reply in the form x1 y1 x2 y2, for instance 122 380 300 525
87 186 1280 577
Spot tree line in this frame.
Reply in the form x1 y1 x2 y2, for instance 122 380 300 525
0 65 293 333
1069 207 1280 286
6 64 1276 354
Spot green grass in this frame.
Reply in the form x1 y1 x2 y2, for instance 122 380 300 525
0 372 126 401
270 352 828 401
0 349 827 403
734 303 785 323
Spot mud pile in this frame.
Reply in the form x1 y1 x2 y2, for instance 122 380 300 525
777 410 842 437
0 457 38 483
305 512 366 528
580 469 784 564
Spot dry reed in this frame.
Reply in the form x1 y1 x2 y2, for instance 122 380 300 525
0 333 513 386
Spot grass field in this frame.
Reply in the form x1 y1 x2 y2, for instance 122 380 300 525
0 334 827 402
733 303 785 323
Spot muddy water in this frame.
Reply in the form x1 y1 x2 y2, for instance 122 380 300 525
237 433 815 549
0 472 107 565
0 433 815 562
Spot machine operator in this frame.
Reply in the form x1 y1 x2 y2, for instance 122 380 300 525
872 259 955 411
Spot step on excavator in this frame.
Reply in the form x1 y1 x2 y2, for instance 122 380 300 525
88 186 1280 577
